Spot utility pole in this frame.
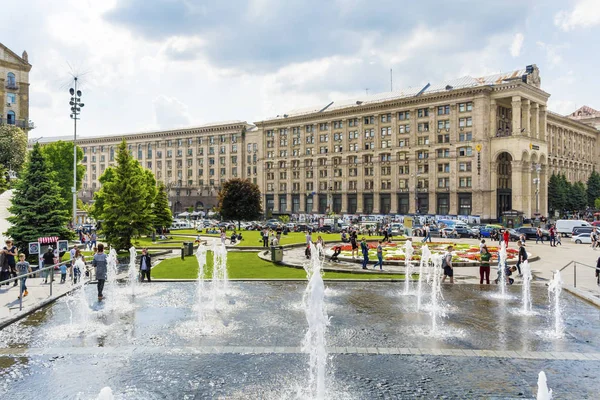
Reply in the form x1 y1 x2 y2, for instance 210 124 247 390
390 69 393 92
69 77 85 229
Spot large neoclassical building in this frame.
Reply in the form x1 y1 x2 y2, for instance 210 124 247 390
34 65 599 222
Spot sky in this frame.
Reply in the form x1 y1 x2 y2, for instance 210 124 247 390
1 0 600 139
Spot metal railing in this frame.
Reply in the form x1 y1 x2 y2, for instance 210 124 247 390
559 260 599 288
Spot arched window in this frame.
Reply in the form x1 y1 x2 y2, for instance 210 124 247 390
6 72 16 88
6 110 15 125
109 147 114 161
137 144 143 160
147 143 152 159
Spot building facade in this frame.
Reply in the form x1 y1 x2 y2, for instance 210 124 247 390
33 65 600 222
0 43 32 130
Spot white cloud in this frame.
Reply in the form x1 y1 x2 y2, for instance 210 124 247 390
555 0 600 31
536 41 567 68
548 99 578 115
510 33 524 57
153 95 191 128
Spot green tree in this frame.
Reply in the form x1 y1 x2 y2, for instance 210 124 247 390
218 178 262 228
0 166 8 194
0 125 28 176
6 143 72 252
547 173 565 213
89 167 115 222
40 141 86 212
587 170 600 208
92 141 157 250
594 198 600 210
560 174 574 211
279 215 290 224
571 181 588 211
153 181 173 229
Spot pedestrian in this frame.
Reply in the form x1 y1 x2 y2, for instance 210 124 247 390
90 231 97 249
555 233 562 246
59 263 67 283
592 229 598 250
441 245 454 284
350 231 358 259
383 228 389 243
276 225 282 242
0 249 9 285
220 228 226 245
92 243 108 301
42 247 55 284
516 240 527 276
16 254 31 299
502 229 509 248
480 245 491 284
536 227 543 244
139 248 152 282
479 239 486 252
596 256 600 286
549 225 556 247
422 224 431 243
263 228 269 248
2 240 18 287
373 240 384 270
68 245 77 281
360 237 369 269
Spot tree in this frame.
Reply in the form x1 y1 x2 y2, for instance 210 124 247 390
218 178 262 228
571 181 588 211
594 198 600 210
547 173 565 213
587 170 600 208
40 141 86 212
153 181 172 229
0 125 28 176
6 143 72 252
92 140 157 250
279 215 290 224
0 166 8 195
559 174 574 212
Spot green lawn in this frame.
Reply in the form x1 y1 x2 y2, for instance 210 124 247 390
172 230 389 247
151 251 404 280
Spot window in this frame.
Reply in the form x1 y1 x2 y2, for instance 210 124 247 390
458 146 473 157
319 134 329 142
398 111 410 120
348 118 358 127
319 146 328 154
398 152 409 160
178 139 183 147
458 161 472 172
417 164 429 174
306 135 314 144
418 122 429 132
436 148 450 158
459 132 472 142
380 113 391 123
364 116 375 125
381 180 391 190
109 147 115 161
187 148 193 156
364 129 375 138
437 120 450 130
437 105 450 115
438 177 450 188
399 139 408 147
398 124 410 134
417 136 429 145
380 127 392 136
381 166 391 175
437 194 449 214
459 117 472 128
6 93 16 105
364 142 374 150
305 125 314 133
398 165 410 175
177 150 183 157
319 123 329 131
417 108 429 118
459 194 472 215
6 72 16 88
438 163 450 173
333 120 343 129
398 179 409 189
138 144 143 160
437 133 450 143
459 102 473 113
381 140 392 148
417 150 429 159
459 177 472 188
348 130 359 139
417 178 429 189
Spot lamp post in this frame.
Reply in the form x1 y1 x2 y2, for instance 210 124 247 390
532 163 542 215
69 78 84 228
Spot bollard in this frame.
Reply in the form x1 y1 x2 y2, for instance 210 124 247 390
181 247 185 260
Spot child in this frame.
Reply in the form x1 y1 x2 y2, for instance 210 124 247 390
60 263 67 283
73 257 83 284
16 254 31 299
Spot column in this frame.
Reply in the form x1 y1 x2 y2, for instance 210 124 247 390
521 99 531 136
511 96 522 135
490 99 497 137
539 165 548 217
272 193 279 213
341 193 348 214
409 191 416 214
390 192 398 215
521 163 532 217
511 161 524 214
531 102 540 140
300 193 306 213
356 192 364 214
449 190 458 215
286 193 292 214
539 105 547 141
372 192 380 214
312 194 318 214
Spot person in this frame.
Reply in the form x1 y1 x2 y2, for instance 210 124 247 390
276 226 283 242
549 225 556 247
350 231 358 260
596 256 600 286
502 229 510 248
262 228 269 248
592 229 598 250
536 227 544 244
360 237 369 269
341 232 349 243
69 245 77 281
387 225 393 241
90 231 97 249
2 240 18 287
139 248 152 282
519 233 526 243
305 243 311 260
422 224 432 243
516 240 527 276
16 254 31 299
230 231 238 245
92 243 108 301
0 250 9 286
373 240 384 271
383 228 389 243
480 245 491 284
42 247 55 284
220 228 227 245
330 245 342 262
505 266 517 285
479 239 486 252
441 245 454 284
305 230 312 245
73 256 83 284
271 236 279 246
59 263 67 283
555 233 562 246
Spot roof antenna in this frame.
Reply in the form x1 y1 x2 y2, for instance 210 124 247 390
390 69 393 92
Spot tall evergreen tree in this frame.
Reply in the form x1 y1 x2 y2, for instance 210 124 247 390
572 181 588 211
153 181 173 229
40 141 86 212
6 143 72 252
92 141 156 250
560 174 574 212
587 170 600 208
547 173 565 213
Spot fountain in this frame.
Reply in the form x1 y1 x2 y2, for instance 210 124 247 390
497 241 508 297
106 248 119 304
429 254 444 334
417 245 431 311
128 246 138 296
537 371 553 399
548 270 564 338
74 258 90 326
195 243 208 321
521 260 533 314
403 239 414 295
211 241 229 308
303 242 328 399
96 387 114 400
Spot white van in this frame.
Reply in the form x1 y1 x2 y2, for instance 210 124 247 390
555 219 590 237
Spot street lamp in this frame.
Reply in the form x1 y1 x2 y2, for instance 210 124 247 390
69 78 84 228
532 163 542 215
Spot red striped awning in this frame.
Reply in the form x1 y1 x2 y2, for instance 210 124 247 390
38 237 59 244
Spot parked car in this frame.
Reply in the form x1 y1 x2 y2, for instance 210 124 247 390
389 223 404 236
571 233 592 244
555 219 591 237
572 226 594 237
515 227 550 240
440 226 476 238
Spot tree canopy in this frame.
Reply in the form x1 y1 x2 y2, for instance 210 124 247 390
587 170 600 208
0 125 28 176
218 178 262 224
91 140 158 250
153 181 173 229
6 143 72 252
40 140 86 212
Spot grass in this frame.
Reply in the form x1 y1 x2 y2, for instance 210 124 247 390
151 251 404 280
170 230 389 247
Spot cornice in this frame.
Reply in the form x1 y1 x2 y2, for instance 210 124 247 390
547 112 599 135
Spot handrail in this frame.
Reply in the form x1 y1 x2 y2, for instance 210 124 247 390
558 260 599 289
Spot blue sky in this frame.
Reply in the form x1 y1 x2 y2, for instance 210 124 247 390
1 0 599 138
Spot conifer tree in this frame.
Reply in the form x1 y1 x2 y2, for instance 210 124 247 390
586 170 600 208
6 143 72 252
153 181 173 229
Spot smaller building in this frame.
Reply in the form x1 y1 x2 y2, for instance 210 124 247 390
0 43 33 130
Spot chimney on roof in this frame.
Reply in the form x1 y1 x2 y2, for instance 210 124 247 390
21 50 28 62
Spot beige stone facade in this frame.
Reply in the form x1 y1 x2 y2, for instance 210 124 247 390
0 43 32 130
33 65 600 221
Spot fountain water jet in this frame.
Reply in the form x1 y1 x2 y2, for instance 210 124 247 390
497 241 508 297
403 239 414 295
521 260 532 314
417 245 431 311
429 254 444 334
211 241 229 308
548 270 564 338
106 248 119 306
128 246 138 296
302 242 328 399
195 243 207 321
537 371 553 399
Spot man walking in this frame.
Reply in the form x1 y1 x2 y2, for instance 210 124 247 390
92 243 108 301
422 224 431 243
139 248 152 282
360 237 369 270
516 240 528 276
441 245 454 284
2 240 18 287
373 240 384 271
42 247 55 284
549 225 556 247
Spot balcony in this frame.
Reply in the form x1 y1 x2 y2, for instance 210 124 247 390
5 82 18 90
0 118 35 129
